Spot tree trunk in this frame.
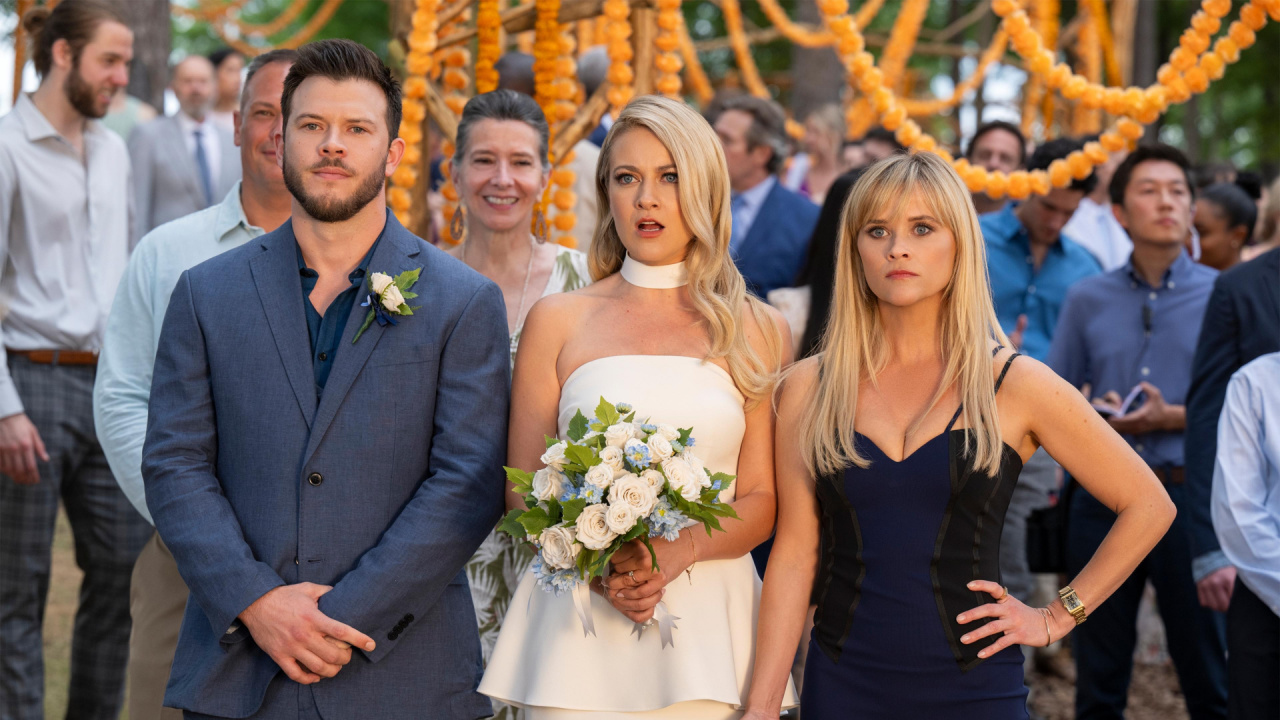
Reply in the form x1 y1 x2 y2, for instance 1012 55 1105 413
105 0 171 110
790 0 844 121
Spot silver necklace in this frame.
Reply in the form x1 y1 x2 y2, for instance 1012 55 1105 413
464 235 537 332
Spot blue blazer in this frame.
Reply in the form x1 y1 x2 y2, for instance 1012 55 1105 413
142 212 509 719
733 182 819 299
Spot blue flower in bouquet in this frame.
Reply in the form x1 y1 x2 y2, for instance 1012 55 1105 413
640 423 657 434
624 440 652 470
531 556 580 596
685 436 696 448
647 497 688 542
712 478 723 492
615 402 634 414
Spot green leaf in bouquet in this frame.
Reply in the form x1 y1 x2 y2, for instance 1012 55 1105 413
589 420 605 432
619 521 647 543
517 506 551 537
545 435 560 449
561 498 587 524
523 494 539 509
595 397 620 427
710 472 734 486
639 535 661 572
567 410 590 442
678 427 693 445
545 498 562 526
622 410 636 422
504 466 535 495
565 444 595 471
498 508 527 540
583 433 605 450
576 547 597 579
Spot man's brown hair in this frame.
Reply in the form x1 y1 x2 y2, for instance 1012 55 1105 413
281 39 401 145
22 0 125 78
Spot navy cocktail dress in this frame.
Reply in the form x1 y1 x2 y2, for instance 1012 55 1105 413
800 352 1031 720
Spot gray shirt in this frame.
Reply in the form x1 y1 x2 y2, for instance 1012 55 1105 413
0 93 133 417
93 182 264 523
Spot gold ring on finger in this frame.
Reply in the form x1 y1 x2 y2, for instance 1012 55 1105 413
997 585 1009 602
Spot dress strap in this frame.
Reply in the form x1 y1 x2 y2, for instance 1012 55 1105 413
994 352 1021 394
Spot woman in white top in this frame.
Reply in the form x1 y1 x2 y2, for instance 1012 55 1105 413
479 95 798 719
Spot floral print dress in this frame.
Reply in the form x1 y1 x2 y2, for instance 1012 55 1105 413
467 245 590 720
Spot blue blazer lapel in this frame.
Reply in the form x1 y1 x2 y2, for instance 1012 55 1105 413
738 185 780 265
302 214 422 466
249 222 318 428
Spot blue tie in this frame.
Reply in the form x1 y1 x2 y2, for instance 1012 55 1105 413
730 193 747 254
193 127 214 206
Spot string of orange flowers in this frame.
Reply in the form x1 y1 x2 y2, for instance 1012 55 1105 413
602 0 635 113
190 0 346 56
533 0 581 247
678 13 714 105
720 0 771 99
653 0 684 97
474 0 501 94
1071 0 1103 135
388 0 439 223
848 0 929 138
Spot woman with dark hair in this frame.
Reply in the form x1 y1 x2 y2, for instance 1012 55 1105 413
452 89 591 719
1193 182 1258 271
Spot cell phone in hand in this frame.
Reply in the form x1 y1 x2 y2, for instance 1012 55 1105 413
1094 385 1146 417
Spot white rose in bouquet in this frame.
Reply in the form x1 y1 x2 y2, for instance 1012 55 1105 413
584 462 615 489
598 446 626 477
575 504 618 550
661 457 702 501
540 441 568 471
639 469 666 492
655 423 680 441
647 434 675 462
608 472 659 517
681 450 712 487
539 526 581 570
604 423 635 448
531 467 568 502
381 285 406 313
605 502 638 534
369 272 395 295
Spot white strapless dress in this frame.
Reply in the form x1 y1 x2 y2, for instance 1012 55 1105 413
479 355 798 718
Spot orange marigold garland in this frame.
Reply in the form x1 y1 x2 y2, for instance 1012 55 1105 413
721 0 771 99
654 0 684 97
475 0 502 94
389 0 440 224
602 0 635 112
534 0 581 248
679 13 714 105
901 29 1010 116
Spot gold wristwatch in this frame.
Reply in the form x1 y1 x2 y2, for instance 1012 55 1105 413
1058 585 1087 625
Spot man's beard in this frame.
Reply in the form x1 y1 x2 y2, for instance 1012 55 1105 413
282 153 386 224
64 58 108 119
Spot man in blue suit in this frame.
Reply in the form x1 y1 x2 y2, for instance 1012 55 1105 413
712 96 819 300
141 40 508 720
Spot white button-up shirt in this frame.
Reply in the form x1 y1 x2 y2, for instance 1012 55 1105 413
0 93 133 417
1062 195 1133 271
1212 352 1280 617
93 182 265 523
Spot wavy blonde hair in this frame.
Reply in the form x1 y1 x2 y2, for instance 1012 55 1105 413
801 152 1010 477
588 95 781 406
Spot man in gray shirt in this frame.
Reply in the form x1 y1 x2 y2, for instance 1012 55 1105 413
0 2 151 718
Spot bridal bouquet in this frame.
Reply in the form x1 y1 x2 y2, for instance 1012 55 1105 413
499 397 738 599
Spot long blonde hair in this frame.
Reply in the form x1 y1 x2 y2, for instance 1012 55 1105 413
801 152 1010 477
588 95 781 406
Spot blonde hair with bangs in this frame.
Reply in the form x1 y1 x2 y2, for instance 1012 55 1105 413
588 95 782 406
801 152 1011 478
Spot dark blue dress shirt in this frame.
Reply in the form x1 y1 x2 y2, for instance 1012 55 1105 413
295 228 382 397
981 204 1103 361
1047 252 1217 467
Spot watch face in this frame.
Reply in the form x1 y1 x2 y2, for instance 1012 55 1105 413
1060 589 1083 611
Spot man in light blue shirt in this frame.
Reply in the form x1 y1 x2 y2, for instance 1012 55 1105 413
1212 352 1280 720
92 48 295 720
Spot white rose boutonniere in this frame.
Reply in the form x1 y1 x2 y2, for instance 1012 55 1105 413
355 267 422 343
575 504 617 550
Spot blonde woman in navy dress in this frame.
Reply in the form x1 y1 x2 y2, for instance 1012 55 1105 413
743 152 1177 719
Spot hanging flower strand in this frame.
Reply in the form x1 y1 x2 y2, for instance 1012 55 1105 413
387 0 440 224
653 0 684 97
475 0 502 94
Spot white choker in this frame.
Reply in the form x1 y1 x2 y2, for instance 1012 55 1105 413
620 254 688 289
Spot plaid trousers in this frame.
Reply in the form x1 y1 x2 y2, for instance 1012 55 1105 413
0 358 151 720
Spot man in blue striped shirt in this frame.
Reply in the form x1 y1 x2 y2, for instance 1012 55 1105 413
1048 144 1227 720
